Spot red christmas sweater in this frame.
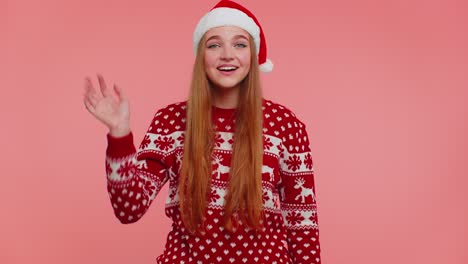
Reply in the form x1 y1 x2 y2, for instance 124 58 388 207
105 98 321 264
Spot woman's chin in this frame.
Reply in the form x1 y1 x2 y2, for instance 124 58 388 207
211 81 241 91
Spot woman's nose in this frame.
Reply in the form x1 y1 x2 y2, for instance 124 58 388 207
220 47 234 60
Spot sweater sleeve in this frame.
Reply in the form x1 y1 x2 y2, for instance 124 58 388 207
279 118 321 264
105 112 170 224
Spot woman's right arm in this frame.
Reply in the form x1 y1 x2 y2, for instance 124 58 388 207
105 131 169 224
83 74 169 223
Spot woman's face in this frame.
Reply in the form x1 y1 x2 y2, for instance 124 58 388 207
203 26 252 91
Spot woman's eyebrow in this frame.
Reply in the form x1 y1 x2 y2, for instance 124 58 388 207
206 35 249 42
232 35 249 40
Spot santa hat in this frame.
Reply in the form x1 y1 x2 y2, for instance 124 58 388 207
193 0 273 73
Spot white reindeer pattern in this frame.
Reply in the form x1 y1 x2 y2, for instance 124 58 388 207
136 160 148 170
262 165 275 182
167 167 177 179
294 177 316 203
175 151 183 173
212 154 230 179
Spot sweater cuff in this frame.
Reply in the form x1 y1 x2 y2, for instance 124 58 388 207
106 131 136 158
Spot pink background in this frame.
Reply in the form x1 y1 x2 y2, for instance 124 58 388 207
3 0 467 263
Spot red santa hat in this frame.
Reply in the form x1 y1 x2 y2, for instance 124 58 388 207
193 0 274 73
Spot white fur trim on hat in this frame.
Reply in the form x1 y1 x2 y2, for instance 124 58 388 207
193 7 260 56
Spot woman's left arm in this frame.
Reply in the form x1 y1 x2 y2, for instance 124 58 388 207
279 117 321 264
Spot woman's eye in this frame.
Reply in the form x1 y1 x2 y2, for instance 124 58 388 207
207 43 220 49
235 43 247 48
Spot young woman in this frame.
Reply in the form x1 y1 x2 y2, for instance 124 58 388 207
83 1 321 263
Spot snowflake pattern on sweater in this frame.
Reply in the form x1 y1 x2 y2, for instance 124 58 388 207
105 99 321 264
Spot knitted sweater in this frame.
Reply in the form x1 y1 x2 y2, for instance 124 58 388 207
105 99 321 264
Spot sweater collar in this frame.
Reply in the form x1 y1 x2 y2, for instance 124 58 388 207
212 104 237 118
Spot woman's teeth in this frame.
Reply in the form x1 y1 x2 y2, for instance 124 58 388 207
218 66 238 71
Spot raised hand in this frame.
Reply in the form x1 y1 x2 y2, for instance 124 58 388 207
83 74 131 137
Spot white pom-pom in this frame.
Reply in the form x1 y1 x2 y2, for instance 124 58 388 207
259 59 273 73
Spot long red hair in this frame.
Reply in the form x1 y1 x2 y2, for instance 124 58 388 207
179 33 264 234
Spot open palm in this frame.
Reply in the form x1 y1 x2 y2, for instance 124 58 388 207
83 74 130 135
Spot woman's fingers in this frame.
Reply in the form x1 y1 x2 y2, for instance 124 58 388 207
83 92 98 110
113 84 125 101
87 94 99 107
85 77 92 88
84 97 94 112
85 77 101 100
97 73 112 97
84 86 99 105
85 77 96 94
